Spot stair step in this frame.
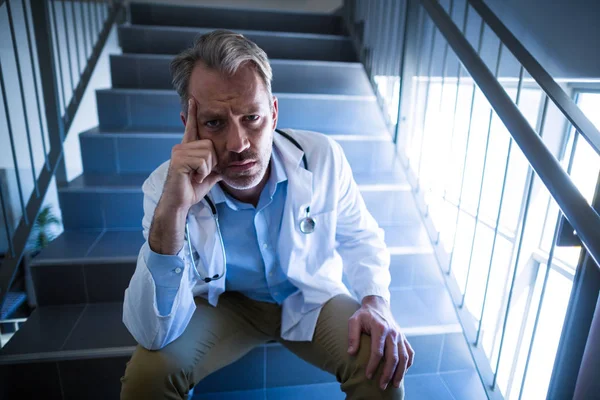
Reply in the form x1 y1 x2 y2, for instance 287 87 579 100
118 25 357 62
57 175 418 230
0 300 471 398
110 55 373 95
128 2 346 36
95 89 386 134
79 129 396 175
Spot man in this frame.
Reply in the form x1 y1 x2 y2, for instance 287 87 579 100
120 30 414 399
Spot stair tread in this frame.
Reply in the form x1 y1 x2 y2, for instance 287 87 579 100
113 53 362 67
122 23 350 41
0 281 460 364
30 230 144 266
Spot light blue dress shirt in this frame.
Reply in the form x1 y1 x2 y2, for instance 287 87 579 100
146 148 297 315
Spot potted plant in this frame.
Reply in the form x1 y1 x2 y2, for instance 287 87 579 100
24 205 61 308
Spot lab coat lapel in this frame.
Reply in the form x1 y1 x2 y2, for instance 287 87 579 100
274 131 313 279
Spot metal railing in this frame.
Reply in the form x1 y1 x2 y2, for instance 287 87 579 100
0 0 124 308
342 0 600 399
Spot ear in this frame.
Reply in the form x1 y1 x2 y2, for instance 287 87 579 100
271 96 279 130
180 111 187 127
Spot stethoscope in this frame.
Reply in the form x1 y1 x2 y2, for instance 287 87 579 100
184 129 315 283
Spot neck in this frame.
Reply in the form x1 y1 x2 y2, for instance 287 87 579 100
220 164 271 207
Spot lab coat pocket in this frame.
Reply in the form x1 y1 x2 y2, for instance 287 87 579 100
305 209 336 275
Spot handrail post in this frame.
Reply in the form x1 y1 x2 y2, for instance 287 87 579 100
552 173 600 399
30 0 68 186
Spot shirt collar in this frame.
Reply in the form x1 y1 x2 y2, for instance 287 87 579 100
209 144 287 209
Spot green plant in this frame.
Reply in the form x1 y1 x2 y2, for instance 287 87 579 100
29 205 61 254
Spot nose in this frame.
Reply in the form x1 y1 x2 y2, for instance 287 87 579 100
225 123 250 154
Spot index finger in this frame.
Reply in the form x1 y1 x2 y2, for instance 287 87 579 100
182 97 199 144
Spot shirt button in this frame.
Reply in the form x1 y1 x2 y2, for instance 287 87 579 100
269 272 274 277
175 267 182 274
274 292 279 297
262 243 269 249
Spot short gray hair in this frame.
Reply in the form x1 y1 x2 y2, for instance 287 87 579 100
170 29 273 115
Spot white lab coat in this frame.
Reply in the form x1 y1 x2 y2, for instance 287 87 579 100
123 129 391 350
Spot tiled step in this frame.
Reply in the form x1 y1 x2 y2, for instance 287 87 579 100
128 2 346 36
95 89 386 135
110 55 373 95
29 230 142 306
57 175 416 230
79 130 395 175
0 300 476 399
118 25 357 62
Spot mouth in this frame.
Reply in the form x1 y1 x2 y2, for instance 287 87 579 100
227 160 256 172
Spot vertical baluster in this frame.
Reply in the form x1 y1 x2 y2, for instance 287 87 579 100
513 96 559 398
414 15 438 193
21 0 51 172
476 65 524 346
61 0 76 95
0 60 28 227
0 181 13 257
6 0 39 198
50 0 68 113
461 42 504 307
447 15 485 282
70 0 83 77
80 0 89 58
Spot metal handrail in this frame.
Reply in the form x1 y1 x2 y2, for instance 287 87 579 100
419 0 600 269
0 0 124 308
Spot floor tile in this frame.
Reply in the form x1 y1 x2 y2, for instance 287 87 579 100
404 373 455 399
0 361 62 398
59 356 130 400
0 305 84 357
87 230 144 259
440 369 488 400
85 261 136 303
193 388 265 400
266 382 344 400
363 191 422 226
62 303 135 350
383 224 432 249
31 263 87 306
33 231 101 262
439 333 476 372
390 287 459 328
266 345 336 387
389 254 444 289
405 334 444 375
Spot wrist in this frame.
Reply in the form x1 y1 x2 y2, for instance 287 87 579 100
361 295 388 307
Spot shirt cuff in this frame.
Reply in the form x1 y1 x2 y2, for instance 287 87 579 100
143 243 186 316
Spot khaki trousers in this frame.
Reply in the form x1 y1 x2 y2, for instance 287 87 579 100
120 292 405 399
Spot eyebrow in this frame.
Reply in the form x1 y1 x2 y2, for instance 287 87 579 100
197 104 263 119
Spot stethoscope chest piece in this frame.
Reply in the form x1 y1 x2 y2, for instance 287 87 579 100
300 216 316 234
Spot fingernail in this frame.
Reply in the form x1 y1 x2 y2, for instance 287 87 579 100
367 372 373 380
188 98 193 107
347 346 353 353
381 383 388 391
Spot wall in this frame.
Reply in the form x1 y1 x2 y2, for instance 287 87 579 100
484 0 600 80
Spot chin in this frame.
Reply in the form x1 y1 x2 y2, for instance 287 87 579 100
223 170 264 190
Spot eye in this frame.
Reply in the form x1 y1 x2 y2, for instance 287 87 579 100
205 120 222 128
244 115 259 122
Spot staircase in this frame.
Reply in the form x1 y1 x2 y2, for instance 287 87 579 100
0 3 487 399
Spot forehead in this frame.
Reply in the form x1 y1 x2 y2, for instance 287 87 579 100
187 62 270 113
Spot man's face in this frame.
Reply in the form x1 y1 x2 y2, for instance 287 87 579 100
182 62 278 191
